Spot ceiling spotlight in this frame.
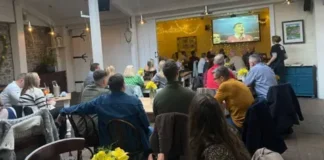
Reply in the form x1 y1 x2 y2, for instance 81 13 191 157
285 0 292 5
140 15 145 25
28 21 33 32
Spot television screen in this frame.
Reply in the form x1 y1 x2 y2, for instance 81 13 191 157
212 15 260 44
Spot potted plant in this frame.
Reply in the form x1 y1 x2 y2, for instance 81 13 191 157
35 49 57 74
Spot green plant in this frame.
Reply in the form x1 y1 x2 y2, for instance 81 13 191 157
40 49 57 66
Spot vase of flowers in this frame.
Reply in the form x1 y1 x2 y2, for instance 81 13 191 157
92 147 129 160
145 81 157 102
237 68 249 81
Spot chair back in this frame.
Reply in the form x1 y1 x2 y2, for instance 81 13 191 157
106 119 143 156
25 138 85 160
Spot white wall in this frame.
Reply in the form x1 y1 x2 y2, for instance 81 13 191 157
0 0 14 23
314 0 324 99
70 22 132 91
274 1 317 65
101 23 132 73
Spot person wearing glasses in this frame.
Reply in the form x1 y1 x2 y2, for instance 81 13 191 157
214 66 254 131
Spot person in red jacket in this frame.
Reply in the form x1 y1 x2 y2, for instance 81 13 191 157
206 54 236 89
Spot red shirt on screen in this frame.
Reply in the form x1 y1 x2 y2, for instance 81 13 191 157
206 64 236 89
227 35 254 43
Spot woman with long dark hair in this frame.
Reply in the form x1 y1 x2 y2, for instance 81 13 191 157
189 94 250 160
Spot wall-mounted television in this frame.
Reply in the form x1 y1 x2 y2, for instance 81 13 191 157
212 15 260 44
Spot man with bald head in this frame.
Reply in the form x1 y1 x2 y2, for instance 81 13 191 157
206 54 236 89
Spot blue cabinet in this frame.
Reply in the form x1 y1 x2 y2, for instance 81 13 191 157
285 66 317 97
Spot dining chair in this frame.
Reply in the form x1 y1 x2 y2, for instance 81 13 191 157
25 138 85 160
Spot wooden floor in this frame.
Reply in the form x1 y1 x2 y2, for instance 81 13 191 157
66 93 324 160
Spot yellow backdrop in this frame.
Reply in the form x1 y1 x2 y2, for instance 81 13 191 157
156 8 271 58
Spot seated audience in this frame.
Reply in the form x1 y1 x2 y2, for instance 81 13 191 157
189 51 200 71
206 54 235 89
198 53 206 76
244 54 277 99
153 60 195 116
219 48 229 62
189 94 250 160
0 99 17 119
152 60 167 88
19 72 66 138
105 65 115 79
84 63 100 87
57 74 151 153
124 65 144 87
214 66 254 130
1 73 26 108
19 73 58 115
229 50 246 71
144 60 157 80
81 70 110 103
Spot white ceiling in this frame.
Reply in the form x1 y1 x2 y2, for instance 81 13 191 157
25 0 284 26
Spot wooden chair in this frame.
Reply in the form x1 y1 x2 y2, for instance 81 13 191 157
67 114 99 159
107 119 144 160
25 138 85 160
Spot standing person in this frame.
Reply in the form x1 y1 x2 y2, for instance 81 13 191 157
152 60 168 89
242 47 255 70
267 36 287 83
219 48 228 61
214 66 254 131
57 74 152 156
229 50 246 71
189 94 251 160
153 60 195 116
198 53 206 76
244 54 277 99
84 63 100 87
1 73 26 108
206 54 236 89
189 51 200 71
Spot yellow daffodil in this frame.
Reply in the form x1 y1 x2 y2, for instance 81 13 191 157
112 147 129 160
137 68 144 76
92 151 107 160
276 75 280 80
238 68 249 76
145 81 157 90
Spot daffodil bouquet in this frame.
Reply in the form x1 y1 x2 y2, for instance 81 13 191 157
145 81 157 91
92 147 129 160
138 68 144 76
237 68 249 77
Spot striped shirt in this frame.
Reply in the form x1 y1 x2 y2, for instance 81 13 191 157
19 87 54 114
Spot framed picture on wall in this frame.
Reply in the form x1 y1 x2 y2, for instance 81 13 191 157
282 20 305 44
177 36 197 53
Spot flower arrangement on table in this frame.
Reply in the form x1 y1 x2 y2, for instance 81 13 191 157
145 81 158 99
137 68 144 77
92 147 129 160
237 68 249 81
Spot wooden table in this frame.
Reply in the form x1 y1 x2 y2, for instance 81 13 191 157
54 93 71 108
140 97 154 122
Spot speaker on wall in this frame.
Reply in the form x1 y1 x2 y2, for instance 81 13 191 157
304 0 312 11
98 0 110 12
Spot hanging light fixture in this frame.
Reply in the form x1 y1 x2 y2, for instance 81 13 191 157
85 23 90 32
49 27 55 36
28 21 33 32
204 6 209 15
140 15 145 25
285 0 292 5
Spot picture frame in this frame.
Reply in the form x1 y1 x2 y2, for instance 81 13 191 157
282 20 305 44
177 36 197 53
